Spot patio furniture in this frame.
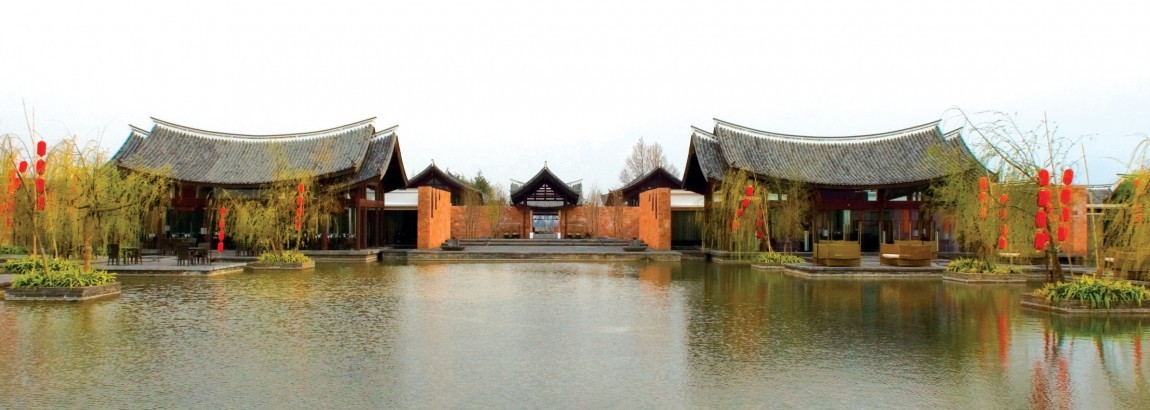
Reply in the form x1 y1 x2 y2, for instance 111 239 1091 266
1107 248 1150 280
121 247 142 265
107 244 121 265
812 241 861 267
175 244 191 266
879 241 936 267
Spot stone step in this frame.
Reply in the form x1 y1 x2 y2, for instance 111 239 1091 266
451 238 642 247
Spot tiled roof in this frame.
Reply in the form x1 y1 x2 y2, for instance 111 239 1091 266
115 118 383 186
407 162 483 198
616 166 683 195
1085 185 1113 204
695 119 980 187
510 166 581 206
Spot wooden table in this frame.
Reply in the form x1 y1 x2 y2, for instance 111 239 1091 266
121 247 142 265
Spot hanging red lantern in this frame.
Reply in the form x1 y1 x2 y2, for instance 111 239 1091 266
736 208 744 217
298 183 306 194
1057 226 1068 242
1000 225 1008 236
998 236 1007 250
217 242 224 253
220 206 228 216
17 161 27 173
979 192 988 203
1037 189 1051 207
741 198 750 209
297 196 305 207
979 177 989 191
34 177 44 193
218 219 225 229
999 193 1008 205
36 141 46 157
1059 187 1072 205
756 218 764 229
294 220 302 231
745 186 754 196
998 208 1007 220
1034 232 1046 250
979 207 988 220
1035 209 1047 228
35 159 45 175
755 230 763 240
1060 207 1071 223
36 195 45 211
1062 169 1074 186
218 231 225 242
1037 169 1050 186
731 220 739 232
296 207 303 217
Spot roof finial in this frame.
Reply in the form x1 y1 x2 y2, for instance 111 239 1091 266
431 158 435 166
544 160 548 169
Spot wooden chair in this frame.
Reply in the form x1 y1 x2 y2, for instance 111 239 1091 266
107 244 121 265
122 247 142 265
175 244 191 266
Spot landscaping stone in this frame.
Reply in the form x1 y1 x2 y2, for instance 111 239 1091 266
4 282 121 301
943 271 1027 283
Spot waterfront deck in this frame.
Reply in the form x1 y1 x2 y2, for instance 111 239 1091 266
94 256 247 276
407 239 681 262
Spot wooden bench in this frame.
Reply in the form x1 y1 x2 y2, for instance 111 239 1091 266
813 241 861 267
879 241 936 267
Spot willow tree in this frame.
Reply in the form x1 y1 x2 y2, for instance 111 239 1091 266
460 189 483 239
937 110 1082 281
1102 139 1150 274
700 169 770 254
0 132 170 271
217 171 321 256
765 175 811 253
483 183 508 238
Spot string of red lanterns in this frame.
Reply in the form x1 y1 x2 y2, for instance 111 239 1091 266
294 183 305 231
35 140 46 211
217 207 227 253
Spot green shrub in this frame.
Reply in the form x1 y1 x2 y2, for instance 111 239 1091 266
756 252 806 265
0 245 28 255
258 251 311 264
945 258 1020 275
7 258 116 288
1035 276 1150 308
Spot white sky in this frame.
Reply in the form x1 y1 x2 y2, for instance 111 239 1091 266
2 0 1148 191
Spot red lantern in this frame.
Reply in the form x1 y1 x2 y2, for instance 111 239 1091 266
297 196 305 207
1037 169 1050 187
1062 169 1074 186
35 159 45 175
36 141 46 157
1059 187 1072 205
1034 232 1046 250
736 208 744 217
741 198 751 209
979 207 988 220
756 218 764 228
298 183 306 194
1060 207 1071 223
745 186 754 196
17 161 27 173
979 192 988 203
294 220 302 231
1037 189 1051 207
731 220 739 231
1000 225 1008 236
1057 226 1068 242
999 193 1008 205
217 242 224 252
220 206 228 216
998 236 1007 250
1035 209 1047 228
34 178 44 193
218 219 225 229
36 195 44 211
755 230 763 240
296 207 303 217
979 177 989 192
218 231 225 242
998 208 1007 220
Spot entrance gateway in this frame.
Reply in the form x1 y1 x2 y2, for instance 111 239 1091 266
510 165 581 239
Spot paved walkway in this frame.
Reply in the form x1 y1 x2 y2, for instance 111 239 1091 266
407 245 681 262
95 256 247 275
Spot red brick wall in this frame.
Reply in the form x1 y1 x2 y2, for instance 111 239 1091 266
450 205 529 238
1062 185 1089 256
639 188 672 250
417 187 452 249
565 206 640 239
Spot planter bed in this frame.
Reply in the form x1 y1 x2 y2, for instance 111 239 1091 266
1020 293 1150 315
4 282 121 301
247 260 315 270
751 264 786 271
943 272 1027 283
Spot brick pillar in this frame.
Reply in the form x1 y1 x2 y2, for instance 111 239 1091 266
417 187 453 249
639 188 672 250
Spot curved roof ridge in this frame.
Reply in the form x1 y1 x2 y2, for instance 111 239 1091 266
691 125 716 138
129 125 151 136
713 118 941 143
150 117 377 141
373 124 399 138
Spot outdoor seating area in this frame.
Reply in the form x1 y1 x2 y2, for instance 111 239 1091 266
812 241 861 267
1104 247 1150 280
878 240 938 267
497 223 522 239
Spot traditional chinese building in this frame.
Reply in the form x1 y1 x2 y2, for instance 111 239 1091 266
683 119 982 252
406 163 483 206
509 165 581 238
112 117 407 249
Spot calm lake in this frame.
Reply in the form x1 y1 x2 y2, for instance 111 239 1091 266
1 261 1147 408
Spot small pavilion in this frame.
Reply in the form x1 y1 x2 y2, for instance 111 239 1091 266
406 163 483 205
509 165 581 238
608 167 683 206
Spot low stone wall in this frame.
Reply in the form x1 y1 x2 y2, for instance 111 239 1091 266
248 260 316 270
4 282 122 301
943 272 1027 283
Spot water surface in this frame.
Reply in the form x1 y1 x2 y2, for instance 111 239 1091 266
1 261 1147 408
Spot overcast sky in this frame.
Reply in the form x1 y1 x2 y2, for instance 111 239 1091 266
2 0 1147 192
